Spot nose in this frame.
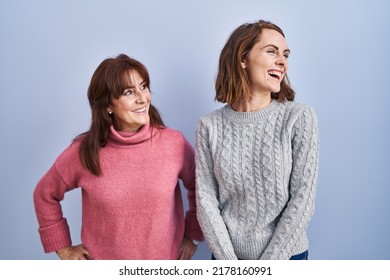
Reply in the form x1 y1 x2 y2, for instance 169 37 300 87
276 57 285 67
276 54 287 68
135 90 146 103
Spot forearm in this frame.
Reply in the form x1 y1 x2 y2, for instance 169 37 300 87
260 183 316 259
196 197 238 260
195 122 237 259
33 164 73 252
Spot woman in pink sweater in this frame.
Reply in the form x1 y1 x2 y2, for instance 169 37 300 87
33 54 203 260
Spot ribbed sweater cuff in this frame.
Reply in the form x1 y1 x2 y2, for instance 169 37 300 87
261 234 309 260
38 218 72 253
233 237 270 260
218 251 238 260
184 211 204 242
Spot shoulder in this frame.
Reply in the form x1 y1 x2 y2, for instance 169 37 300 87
157 127 195 159
159 127 186 141
280 101 315 115
196 109 220 141
278 101 318 124
197 106 226 131
54 138 82 169
200 106 225 122
157 127 193 149
281 102 319 145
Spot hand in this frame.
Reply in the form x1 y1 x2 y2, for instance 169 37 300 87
56 244 91 260
177 237 198 260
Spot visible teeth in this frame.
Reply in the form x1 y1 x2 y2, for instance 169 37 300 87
133 107 146 113
268 71 281 78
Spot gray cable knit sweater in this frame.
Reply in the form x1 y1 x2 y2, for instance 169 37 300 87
195 99 319 260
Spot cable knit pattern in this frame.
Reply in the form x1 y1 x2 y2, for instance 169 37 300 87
33 122 203 259
195 100 319 260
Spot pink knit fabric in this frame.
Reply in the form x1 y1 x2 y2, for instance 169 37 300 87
33 122 203 259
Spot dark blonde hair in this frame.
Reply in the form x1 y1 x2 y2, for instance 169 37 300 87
215 20 295 105
76 54 165 176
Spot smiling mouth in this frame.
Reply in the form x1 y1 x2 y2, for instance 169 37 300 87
268 70 282 81
132 106 147 113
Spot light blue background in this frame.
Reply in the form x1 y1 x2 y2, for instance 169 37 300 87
1 0 389 260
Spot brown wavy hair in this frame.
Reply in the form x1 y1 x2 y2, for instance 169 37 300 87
215 20 295 105
76 54 165 176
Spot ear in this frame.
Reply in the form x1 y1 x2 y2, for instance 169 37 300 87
107 107 113 115
240 57 247 69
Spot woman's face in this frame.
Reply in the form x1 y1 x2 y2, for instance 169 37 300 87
108 70 151 132
241 28 290 96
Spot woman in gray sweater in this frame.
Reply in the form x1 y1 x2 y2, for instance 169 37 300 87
195 20 319 260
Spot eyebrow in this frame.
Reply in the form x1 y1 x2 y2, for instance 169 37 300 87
124 80 146 89
263 44 291 54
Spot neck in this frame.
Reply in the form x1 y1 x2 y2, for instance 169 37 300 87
231 93 272 112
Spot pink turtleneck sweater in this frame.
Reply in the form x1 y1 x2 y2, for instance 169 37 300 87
33 123 203 259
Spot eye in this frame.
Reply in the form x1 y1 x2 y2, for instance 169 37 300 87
283 53 289 59
123 89 134 96
140 83 147 90
267 49 276 55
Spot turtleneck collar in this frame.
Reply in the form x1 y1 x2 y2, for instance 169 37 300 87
223 99 281 123
108 122 154 146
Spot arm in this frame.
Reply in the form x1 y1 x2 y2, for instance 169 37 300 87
260 107 319 259
177 136 203 259
33 163 73 253
179 138 202 240
33 144 86 257
195 119 238 260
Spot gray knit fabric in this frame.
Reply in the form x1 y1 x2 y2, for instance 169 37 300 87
195 99 319 260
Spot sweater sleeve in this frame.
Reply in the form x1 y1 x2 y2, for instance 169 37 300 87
260 106 319 260
195 118 238 260
179 135 204 242
33 144 80 253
